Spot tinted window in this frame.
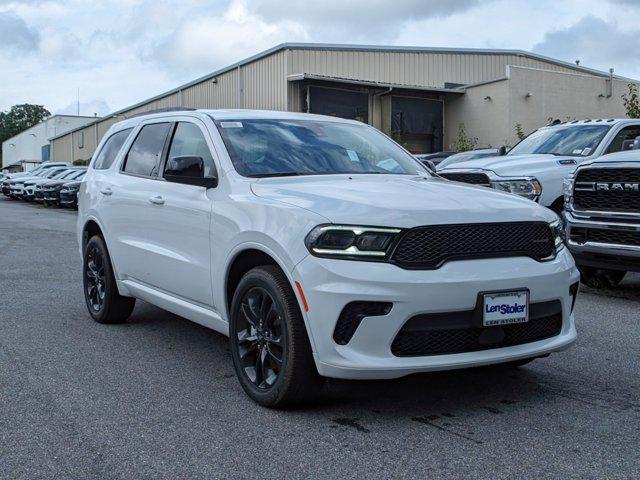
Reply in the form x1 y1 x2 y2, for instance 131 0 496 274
166 122 216 177
123 123 171 176
93 128 133 170
215 119 426 177
607 125 640 153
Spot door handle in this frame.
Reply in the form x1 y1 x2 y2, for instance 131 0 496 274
148 195 165 205
100 187 113 196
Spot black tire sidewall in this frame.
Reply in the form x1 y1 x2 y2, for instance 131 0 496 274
83 235 118 323
229 268 295 406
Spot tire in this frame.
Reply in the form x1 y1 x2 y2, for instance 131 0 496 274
578 266 626 289
83 235 135 324
229 265 324 408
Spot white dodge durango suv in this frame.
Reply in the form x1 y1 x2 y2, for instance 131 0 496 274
78 109 579 407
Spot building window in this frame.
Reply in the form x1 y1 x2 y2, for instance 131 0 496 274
79 131 84 149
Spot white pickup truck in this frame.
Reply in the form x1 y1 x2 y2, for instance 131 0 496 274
437 119 640 213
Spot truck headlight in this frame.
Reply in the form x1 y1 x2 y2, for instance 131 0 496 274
549 219 565 252
491 177 542 201
305 225 402 260
563 176 574 208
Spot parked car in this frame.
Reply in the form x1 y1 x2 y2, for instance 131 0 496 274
415 151 455 166
43 169 86 205
23 168 82 201
78 110 578 407
563 149 640 288
2 162 71 182
437 119 640 213
6 167 70 199
435 149 500 169
59 179 83 208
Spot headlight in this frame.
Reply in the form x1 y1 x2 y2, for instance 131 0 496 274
305 225 402 260
563 175 574 208
491 177 542 201
549 218 565 252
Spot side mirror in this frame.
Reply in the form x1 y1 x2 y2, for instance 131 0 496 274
498 145 508 156
164 156 218 188
422 160 436 173
633 136 640 150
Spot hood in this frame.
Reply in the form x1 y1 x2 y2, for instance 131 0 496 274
250 174 554 228
62 180 82 187
437 154 578 177
11 175 42 185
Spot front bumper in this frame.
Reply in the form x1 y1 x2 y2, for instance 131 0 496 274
59 191 78 207
293 249 579 380
564 210 640 272
43 190 61 204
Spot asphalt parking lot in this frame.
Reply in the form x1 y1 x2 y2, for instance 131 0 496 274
1 198 639 480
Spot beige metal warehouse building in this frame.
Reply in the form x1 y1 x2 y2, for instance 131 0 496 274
49 43 639 161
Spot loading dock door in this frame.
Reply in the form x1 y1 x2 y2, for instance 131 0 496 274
391 97 443 153
308 86 368 123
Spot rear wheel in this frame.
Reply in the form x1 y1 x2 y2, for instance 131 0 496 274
229 265 323 408
579 266 626 289
83 235 135 324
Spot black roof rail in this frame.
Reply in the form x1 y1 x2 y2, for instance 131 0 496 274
126 107 197 119
583 119 591 123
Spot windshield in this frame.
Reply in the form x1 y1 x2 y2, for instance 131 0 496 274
508 125 610 157
215 119 427 177
51 170 74 179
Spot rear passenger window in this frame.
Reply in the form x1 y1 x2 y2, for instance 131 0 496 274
166 122 217 177
93 128 133 170
123 123 171 177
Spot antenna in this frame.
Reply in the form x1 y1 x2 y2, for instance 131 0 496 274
77 87 80 115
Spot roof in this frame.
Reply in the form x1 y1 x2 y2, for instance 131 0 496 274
50 42 640 141
286 73 465 94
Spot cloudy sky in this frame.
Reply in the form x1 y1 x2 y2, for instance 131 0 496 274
1 0 639 116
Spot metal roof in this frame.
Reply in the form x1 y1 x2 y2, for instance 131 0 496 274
286 73 465 94
50 42 639 141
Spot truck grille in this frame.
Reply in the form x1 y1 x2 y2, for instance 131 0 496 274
438 172 491 186
390 222 555 269
569 227 640 246
573 168 640 213
391 306 562 357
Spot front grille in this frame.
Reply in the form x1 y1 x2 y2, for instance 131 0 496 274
570 227 640 246
439 172 491 186
391 222 555 269
391 303 562 357
573 168 640 213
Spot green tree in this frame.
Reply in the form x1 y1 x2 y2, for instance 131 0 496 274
0 104 51 162
622 83 640 118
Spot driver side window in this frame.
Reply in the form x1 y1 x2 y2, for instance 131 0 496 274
166 122 216 177
607 125 640 153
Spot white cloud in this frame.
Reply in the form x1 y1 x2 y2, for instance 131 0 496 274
0 0 639 116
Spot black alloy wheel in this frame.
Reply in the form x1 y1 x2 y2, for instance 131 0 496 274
85 244 106 313
235 287 286 389
83 235 135 324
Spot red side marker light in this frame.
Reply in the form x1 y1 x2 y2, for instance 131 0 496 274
295 281 309 312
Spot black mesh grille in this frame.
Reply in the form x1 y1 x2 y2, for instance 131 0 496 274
391 222 555 269
439 172 491 186
573 168 640 212
570 227 640 246
391 313 562 357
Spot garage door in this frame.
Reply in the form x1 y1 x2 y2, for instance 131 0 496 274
308 86 368 123
391 97 443 153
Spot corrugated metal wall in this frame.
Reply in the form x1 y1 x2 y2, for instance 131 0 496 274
286 49 579 88
48 46 606 161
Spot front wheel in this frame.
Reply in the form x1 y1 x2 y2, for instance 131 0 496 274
83 235 136 324
578 266 626 289
229 266 324 408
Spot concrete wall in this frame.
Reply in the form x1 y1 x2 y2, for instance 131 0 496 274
445 80 510 149
506 66 633 145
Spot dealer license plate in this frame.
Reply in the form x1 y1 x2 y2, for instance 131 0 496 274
483 291 529 327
